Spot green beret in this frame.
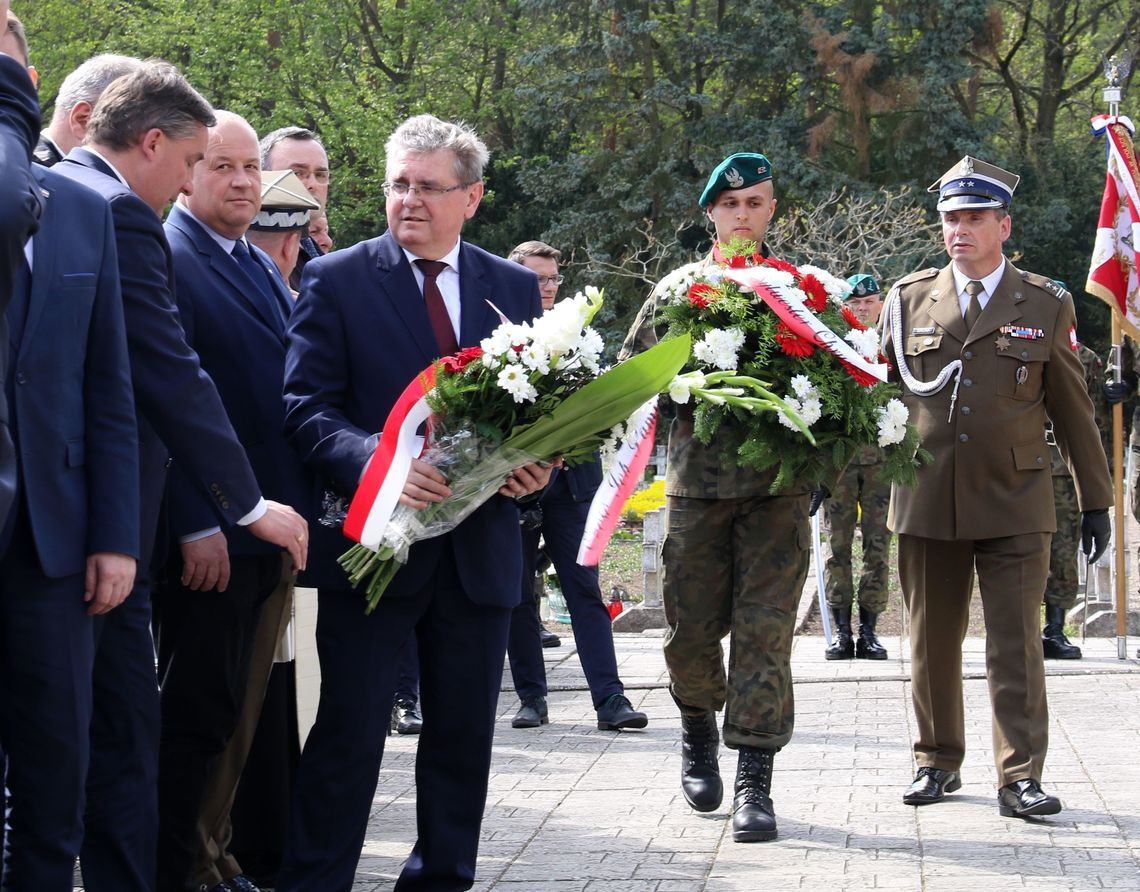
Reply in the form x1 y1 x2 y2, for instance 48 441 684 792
699 153 773 208
845 274 881 298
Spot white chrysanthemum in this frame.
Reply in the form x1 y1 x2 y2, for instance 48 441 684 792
480 350 501 370
845 327 881 360
658 267 699 304
693 327 745 371
790 374 814 399
519 344 550 374
777 397 804 431
875 400 908 446
799 397 822 426
578 326 604 359
885 398 908 426
496 365 538 403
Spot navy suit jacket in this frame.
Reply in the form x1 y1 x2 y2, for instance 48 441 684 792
284 231 542 603
53 149 261 569
163 203 310 555
0 56 43 526
11 166 139 576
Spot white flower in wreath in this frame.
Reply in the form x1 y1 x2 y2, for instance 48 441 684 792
693 327 745 371
876 398 909 446
845 327 881 361
800 264 852 306
658 267 699 305
790 374 815 400
778 378 822 431
497 364 539 403
668 370 707 404
519 343 551 374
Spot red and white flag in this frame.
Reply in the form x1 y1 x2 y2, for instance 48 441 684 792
1087 115 1140 338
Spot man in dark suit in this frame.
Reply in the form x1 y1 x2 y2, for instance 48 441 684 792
0 1 42 529
52 63 309 892
259 127 328 290
156 110 312 892
279 113 549 891
0 16 138 887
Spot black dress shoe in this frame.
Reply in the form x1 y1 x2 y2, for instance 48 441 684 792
540 627 562 648
998 779 1062 818
512 696 548 728
596 693 648 730
393 700 423 735
902 767 961 805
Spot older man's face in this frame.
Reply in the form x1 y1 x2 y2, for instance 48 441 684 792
385 149 482 261
185 116 261 239
267 137 330 207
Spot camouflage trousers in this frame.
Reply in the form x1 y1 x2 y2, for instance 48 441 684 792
1045 475 1080 610
822 460 891 613
661 492 809 750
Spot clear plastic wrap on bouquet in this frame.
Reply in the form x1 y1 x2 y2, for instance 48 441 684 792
340 422 536 612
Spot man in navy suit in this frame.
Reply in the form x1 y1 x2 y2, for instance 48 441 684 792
52 63 309 892
0 17 138 887
156 111 312 892
279 114 549 891
0 1 43 529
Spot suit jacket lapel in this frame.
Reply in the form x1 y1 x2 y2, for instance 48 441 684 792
965 260 1024 346
374 233 440 366
168 205 284 337
928 265 968 344
457 242 496 345
21 172 54 353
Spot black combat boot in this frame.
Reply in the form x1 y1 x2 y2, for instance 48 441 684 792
679 711 723 812
1042 605 1081 659
732 747 777 842
824 607 854 660
855 605 888 660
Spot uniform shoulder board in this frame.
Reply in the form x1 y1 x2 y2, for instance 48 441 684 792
893 267 939 288
1020 270 1070 301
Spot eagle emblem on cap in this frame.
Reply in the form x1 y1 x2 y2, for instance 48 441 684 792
959 157 974 175
725 167 744 188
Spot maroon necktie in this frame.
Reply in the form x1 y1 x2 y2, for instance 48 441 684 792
414 259 459 356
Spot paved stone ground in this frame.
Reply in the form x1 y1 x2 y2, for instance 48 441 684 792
352 634 1140 891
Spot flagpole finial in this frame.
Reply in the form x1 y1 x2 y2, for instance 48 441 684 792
1102 50 1132 116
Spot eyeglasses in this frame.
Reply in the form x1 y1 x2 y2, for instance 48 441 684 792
536 275 564 287
382 181 470 199
290 165 331 185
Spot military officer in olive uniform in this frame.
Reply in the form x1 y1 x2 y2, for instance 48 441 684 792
882 156 1112 819
823 273 891 661
620 152 810 843
1042 337 1109 660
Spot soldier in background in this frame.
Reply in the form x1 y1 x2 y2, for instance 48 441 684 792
1043 334 1109 660
823 274 891 661
620 152 809 843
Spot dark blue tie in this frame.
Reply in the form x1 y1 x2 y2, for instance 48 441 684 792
231 240 287 332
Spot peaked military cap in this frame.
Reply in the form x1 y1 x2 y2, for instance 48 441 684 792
699 152 773 208
845 273 881 298
928 155 1020 212
249 169 321 232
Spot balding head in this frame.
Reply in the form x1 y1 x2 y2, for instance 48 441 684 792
184 110 261 239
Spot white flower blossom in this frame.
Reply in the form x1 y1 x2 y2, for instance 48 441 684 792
519 344 550 374
876 399 909 446
776 397 804 431
885 398 908 426
790 374 814 399
668 371 706 404
845 327 881 360
800 264 852 306
778 378 822 431
692 327 745 371
496 365 538 403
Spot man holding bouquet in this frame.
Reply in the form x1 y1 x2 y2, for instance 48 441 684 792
280 114 548 890
620 152 809 842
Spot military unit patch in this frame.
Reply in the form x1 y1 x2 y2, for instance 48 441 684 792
1069 327 1078 351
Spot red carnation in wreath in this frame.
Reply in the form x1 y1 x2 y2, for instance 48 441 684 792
440 346 483 373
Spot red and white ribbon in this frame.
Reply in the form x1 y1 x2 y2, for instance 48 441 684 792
724 268 889 383
577 397 659 566
344 366 437 550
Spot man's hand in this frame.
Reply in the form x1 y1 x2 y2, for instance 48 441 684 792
1103 380 1132 405
499 460 558 499
247 501 308 571
808 486 831 518
400 458 451 509
180 531 231 592
1081 508 1111 564
84 552 136 615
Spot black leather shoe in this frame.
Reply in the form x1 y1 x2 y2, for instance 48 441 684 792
1042 606 1081 659
855 606 888 659
226 877 262 892
512 696 548 728
902 767 961 805
825 607 854 659
679 711 722 812
394 699 423 735
540 627 562 648
596 693 648 730
732 747 777 842
998 779 1062 818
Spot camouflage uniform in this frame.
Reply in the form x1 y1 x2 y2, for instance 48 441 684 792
1045 342 1108 610
621 256 809 750
823 444 891 614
